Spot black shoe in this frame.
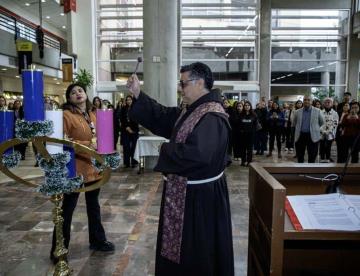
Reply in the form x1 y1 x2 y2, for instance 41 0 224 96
240 162 246 166
124 164 130 168
89 240 115 252
255 151 260 155
34 162 39 167
50 253 58 265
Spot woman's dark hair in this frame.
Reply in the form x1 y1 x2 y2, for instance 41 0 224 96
116 99 123 109
62 83 93 113
92 96 102 108
180 62 214 91
312 99 322 108
350 101 360 112
0 95 6 105
271 102 280 111
295 100 303 110
125 95 133 106
241 101 256 116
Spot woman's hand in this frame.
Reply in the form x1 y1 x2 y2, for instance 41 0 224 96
89 142 97 150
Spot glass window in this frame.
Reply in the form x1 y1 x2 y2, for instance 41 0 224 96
96 0 143 82
271 9 350 100
182 0 259 82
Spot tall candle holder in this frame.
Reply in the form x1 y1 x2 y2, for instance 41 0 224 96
0 137 112 276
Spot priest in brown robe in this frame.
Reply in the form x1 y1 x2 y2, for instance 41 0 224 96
127 62 234 276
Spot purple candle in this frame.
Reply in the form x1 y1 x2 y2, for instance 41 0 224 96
96 109 114 154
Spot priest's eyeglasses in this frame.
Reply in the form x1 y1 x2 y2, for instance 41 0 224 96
178 79 199 89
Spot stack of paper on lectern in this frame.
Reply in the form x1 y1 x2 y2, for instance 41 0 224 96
285 194 360 231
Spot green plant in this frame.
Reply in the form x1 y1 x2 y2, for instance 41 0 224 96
74 68 94 89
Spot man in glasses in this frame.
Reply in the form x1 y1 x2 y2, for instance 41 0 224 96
126 62 234 275
293 95 324 163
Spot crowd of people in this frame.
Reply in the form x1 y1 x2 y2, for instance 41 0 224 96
3 90 360 167
223 91 360 165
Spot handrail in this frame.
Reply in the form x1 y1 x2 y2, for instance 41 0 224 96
0 5 64 51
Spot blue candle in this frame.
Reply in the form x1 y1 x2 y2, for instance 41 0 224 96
0 110 14 155
63 145 76 178
22 70 45 121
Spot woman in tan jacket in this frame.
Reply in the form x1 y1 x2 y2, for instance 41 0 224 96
50 83 114 264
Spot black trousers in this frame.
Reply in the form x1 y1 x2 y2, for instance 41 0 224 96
114 129 120 150
285 127 295 149
295 132 319 163
343 136 359 163
122 133 139 166
336 135 347 163
240 132 254 163
269 128 282 153
319 139 333 160
14 142 27 159
51 186 106 255
254 129 267 153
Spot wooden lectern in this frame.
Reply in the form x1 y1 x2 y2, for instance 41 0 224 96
248 163 360 276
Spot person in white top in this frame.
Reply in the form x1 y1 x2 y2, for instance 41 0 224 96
319 98 339 162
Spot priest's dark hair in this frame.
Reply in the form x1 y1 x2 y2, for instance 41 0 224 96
62 83 93 113
180 62 214 91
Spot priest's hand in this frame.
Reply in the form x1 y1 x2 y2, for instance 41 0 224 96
127 74 140 99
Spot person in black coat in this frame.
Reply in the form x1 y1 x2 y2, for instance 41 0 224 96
266 102 285 158
13 100 27 160
223 99 234 156
126 62 234 275
120 95 139 167
239 101 258 166
113 99 123 150
231 102 243 161
254 102 268 155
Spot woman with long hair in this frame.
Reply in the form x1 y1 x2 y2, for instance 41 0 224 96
267 102 285 158
114 99 124 150
239 101 258 166
340 102 360 163
92 96 102 111
50 83 114 264
336 102 350 162
0 95 6 110
13 99 27 160
120 95 139 168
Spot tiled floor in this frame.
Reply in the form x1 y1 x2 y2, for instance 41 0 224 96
0 148 296 276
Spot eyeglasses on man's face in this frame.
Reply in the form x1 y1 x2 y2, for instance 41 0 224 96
178 79 199 89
